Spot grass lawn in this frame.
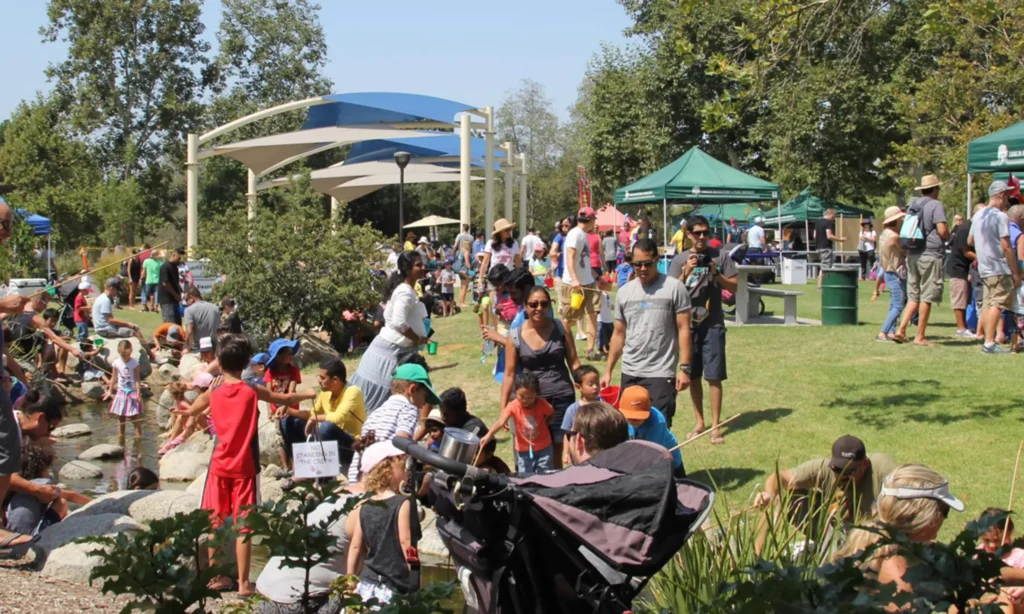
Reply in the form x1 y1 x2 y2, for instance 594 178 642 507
119 282 1018 539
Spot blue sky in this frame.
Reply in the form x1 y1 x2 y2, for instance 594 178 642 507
0 0 632 121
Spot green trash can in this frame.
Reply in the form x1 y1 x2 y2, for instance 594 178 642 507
821 266 859 325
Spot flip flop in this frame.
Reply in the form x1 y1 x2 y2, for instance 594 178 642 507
890 334 908 344
208 578 238 593
685 429 705 441
0 532 38 552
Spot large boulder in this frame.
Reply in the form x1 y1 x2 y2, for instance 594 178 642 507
185 469 208 496
158 362 179 382
164 431 214 457
80 381 105 400
58 460 103 481
258 418 282 466
296 333 339 369
52 423 91 438
127 490 200 523
36 513 143 585
158 450 210 482
155 388 176 425
68 490 152 518
78 443 124 460
178 352 203 381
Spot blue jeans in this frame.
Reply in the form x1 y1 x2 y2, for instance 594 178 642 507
75 322 88 342
515 445 553 474
141 283 158 304
881 271 905 335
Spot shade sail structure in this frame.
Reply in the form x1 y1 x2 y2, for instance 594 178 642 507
302 93 478 130
5 202 51 236
614 147 780 204
595 204 626 231
259 160 457 192
761 187 872 225
206 126 444 176
404 214 462 228
321 171 481 203
345 135 504 168
967 121 1024 173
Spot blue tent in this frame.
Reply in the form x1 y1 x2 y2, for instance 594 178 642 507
0 198 52 236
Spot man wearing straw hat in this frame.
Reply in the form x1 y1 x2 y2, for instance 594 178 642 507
893 174 949 345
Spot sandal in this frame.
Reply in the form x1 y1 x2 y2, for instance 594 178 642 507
685 429 706 441
0 531 38 553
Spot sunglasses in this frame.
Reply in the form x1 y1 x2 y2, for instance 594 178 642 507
633 259 657 269
526 300 551 309
690 230 709 237
564 429 578 439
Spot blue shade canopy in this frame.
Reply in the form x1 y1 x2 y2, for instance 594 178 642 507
345 135 505 168
1 199 51 236
303 93 478 130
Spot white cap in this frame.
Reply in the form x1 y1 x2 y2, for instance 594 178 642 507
418 237 429 244
360 441 404 475
199 337 214 352
754 216 765 225
879 479 964 512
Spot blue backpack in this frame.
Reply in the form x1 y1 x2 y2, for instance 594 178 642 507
898 198 931 250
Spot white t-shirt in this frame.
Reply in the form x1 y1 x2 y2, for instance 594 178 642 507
561 227 596 286
598 292 613 323
970 207 1012 278
256 495 353 603
485 240 520 271
380 284 428 348
746 225 766 249
521 234 543 258
385 251 399 274
858 230 877 252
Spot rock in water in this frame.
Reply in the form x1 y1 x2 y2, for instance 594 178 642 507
127 491 200 523
155 388 176 424
178 352 203 381
186 470 208 496
158 450 210 482
58 460 103 480
51 423 92 438
37 513 143 585
78 443 124 460
80 381 105 400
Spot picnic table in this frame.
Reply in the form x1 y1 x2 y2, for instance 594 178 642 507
735 265 775 325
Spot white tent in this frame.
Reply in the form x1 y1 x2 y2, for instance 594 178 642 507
404 215 461 228
321 171 481 202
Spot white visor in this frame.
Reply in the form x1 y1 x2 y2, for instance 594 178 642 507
878 481 964 512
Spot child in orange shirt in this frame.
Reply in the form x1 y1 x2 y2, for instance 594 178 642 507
480 372 553 473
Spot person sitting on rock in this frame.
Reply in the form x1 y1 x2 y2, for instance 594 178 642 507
7 294 82 379
151 322 185 357
6 441 90 537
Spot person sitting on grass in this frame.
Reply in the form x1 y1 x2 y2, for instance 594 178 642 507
616 386 684 478
6 442 91 538
200 333 316 596
559 365 601 466
481 372 554 474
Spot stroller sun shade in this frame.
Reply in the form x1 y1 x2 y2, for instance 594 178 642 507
510 440 713 576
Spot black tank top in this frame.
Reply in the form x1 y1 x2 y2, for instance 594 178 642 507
359 495 414 594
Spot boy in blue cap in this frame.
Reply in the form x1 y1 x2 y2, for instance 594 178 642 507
245 352 269 388
264 338 301 477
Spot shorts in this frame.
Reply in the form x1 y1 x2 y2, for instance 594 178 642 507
591 266 603 280
515 446 553 474
950 278 970 311
75 321 89 341
690 326 727 381
818 248 835 268
620 373 678 426
141 283 158 302
982 275 1014 311
160 302 182 324
97 326 135 339
546 395 576 441
557 281 599 322
606 260 617 274
441 292 454 302
201 474 259 528
906 254 944 304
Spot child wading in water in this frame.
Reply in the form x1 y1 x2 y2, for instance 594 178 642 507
105 340 142 438
481 371 554 473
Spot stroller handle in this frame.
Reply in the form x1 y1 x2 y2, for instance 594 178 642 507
392 436 507 489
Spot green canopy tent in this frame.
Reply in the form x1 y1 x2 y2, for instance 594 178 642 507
966 121 1024 217
614 147 781 250
670 203 764 238
762 187 872 254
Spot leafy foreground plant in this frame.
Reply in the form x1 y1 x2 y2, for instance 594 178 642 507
81 509 234 614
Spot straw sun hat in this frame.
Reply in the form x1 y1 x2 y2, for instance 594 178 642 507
883 206 905 225
492 218 516 237
915 175 943 191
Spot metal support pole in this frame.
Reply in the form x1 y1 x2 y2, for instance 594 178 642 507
247 169 257 221
186 133 199 250
484 107 495 235
663 198 668 262
399 166 406 239
459 114 471 229
503 141 515 223
330 197 340 221
519 153 528 235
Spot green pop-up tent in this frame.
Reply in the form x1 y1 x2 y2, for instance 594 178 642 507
614 147 781 248
966 121 1024 217
761 187 872 225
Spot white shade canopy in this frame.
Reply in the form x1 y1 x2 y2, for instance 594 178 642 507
404 215 462 228
259 160 458 192
322 171 480 202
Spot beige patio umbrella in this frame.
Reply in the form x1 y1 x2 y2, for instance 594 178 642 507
404 215 462 228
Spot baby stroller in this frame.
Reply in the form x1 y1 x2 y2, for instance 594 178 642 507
394 437 714 614
54 281 86 338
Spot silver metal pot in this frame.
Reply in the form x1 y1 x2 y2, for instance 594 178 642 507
438 427 480 465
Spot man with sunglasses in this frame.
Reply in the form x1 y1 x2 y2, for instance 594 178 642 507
668 216 737 444
752 434 897 553
602 238 692 427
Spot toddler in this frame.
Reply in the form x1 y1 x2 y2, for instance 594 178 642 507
560 366 601 466
596 276 613 355
481 372 553 473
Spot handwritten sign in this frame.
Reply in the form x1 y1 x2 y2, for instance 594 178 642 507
293 439 340 479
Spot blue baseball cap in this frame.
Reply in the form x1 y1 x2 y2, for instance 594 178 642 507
250 352 270 366
266 338 300 366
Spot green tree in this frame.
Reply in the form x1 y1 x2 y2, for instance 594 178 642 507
0 95 102 249
201 0 333 220
41 0 215 242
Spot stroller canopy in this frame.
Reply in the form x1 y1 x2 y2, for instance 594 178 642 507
510 440 713 575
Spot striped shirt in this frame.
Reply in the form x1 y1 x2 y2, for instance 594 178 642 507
347 394 419 482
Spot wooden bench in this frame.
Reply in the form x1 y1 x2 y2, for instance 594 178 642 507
748 288 803 324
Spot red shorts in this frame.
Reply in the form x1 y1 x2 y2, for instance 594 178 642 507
201 474 259 529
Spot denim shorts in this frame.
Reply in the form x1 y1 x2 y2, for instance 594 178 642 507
515 446 553 474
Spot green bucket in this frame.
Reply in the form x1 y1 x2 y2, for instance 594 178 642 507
427 341 439 355
821 266 859 325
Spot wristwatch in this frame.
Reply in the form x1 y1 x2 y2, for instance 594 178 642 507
680 364 691 376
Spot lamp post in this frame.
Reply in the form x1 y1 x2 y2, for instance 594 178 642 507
394 151 411 240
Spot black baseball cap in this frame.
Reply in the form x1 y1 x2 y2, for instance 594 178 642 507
830 435 866 471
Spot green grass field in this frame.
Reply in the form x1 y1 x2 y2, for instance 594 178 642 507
121 282 1019 538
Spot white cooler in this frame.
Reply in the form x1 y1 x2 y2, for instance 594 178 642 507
7 278 49 297
782 258 807 285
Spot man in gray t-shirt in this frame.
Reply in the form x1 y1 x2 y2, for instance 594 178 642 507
182 287 222 352
895 174 949 345
969 181 1022 353
602 238 691 426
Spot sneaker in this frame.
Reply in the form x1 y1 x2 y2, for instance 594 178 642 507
955 329 975 339
982 343 1011 354
575 332 588 341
